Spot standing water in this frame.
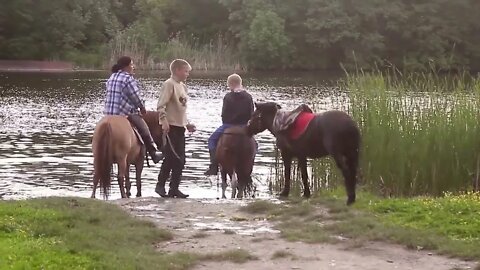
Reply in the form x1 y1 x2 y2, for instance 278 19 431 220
0 71 340 200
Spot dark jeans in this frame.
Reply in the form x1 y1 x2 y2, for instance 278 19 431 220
157 126 186 190
208 124 233 151
127 114 155 148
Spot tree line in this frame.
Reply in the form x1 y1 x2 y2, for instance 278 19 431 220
1 0 479 71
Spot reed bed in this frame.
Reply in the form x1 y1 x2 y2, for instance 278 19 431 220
109 34 243 71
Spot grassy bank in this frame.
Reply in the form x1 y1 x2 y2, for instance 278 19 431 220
242 190 480 261
319 189 480 259
0 198 257 269
0 197 195 269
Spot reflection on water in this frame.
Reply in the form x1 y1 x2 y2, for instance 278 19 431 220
0 71 339 200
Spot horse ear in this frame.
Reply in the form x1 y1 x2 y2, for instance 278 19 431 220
276 104 281 109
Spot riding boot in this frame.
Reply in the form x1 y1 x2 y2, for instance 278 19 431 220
155 166 169 197
204 149 219 176
146 144 164 164
168 188 189 199
128 115 163 163
169 170 189 198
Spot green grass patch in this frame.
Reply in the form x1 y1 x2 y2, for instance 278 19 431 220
318 189 480 260
279 221 333 244
242 199 331 244
239 200 278 214
271 250 296 260
200 249 257 264
243 190 480 260
191 232 209 239
0 197 197 270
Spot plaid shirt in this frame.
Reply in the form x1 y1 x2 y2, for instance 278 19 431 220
104 71 144 115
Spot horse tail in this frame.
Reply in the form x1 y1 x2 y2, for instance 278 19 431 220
344 122 361 205
234 132 254 194
350 123 361 180
95 121 113 199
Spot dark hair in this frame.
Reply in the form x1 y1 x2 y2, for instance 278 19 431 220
111 56 132 73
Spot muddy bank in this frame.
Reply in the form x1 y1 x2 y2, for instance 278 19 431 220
113 197 476 270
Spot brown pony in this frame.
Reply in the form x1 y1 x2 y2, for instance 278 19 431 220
91 111 162 199
216 126 256 199
248 102 360 205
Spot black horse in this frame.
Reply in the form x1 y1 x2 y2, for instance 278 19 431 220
248 102 360 205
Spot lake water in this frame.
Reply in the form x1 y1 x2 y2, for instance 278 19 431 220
0 71 342 200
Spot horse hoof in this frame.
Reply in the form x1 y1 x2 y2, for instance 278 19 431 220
136 193 142 198
222 195 227 199
126 192 131 198
279 191 290 198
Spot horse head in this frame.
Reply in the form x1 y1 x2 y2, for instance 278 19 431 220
248 102 281 135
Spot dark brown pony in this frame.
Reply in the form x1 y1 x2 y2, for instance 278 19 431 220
91 111 162 199
248 102 360 205
216 126 256 199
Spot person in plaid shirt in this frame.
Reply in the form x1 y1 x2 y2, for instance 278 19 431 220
104 56 163 163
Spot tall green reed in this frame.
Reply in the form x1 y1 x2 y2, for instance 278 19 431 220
109 34 243 71
347 71 480 196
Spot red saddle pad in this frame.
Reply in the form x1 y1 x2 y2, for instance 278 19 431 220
289 112 315 140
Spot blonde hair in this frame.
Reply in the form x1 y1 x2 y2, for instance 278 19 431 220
227 73 242 87
169 59 192 73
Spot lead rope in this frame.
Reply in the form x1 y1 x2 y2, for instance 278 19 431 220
162 133 182 161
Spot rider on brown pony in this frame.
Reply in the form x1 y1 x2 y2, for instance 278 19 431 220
205 73 255 176
104 56 163 163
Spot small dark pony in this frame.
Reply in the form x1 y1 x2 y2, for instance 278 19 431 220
248 102 360 205
91 111 162 199
215 126 256 199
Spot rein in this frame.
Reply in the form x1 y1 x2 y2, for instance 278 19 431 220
162 133 182 161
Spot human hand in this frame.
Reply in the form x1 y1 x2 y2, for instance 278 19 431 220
186 123 196 133
162 122 170 133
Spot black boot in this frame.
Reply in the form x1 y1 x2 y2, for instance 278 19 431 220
204 149 219 176
167 189 189 198
147 145 164 164
169 172 189 199
155 184 167 197
128 114 164 164
155 166 169 197
155 180 168 197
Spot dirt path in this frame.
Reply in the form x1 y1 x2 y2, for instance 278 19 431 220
113 197 476 270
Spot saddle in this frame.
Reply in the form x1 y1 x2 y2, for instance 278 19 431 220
130 124 145 146
272 104 315 148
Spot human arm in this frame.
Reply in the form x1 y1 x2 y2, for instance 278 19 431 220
157 81 174 132
124 76 145 112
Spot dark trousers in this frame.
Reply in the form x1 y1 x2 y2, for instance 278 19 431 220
127 114 155 150
157 126 186 191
